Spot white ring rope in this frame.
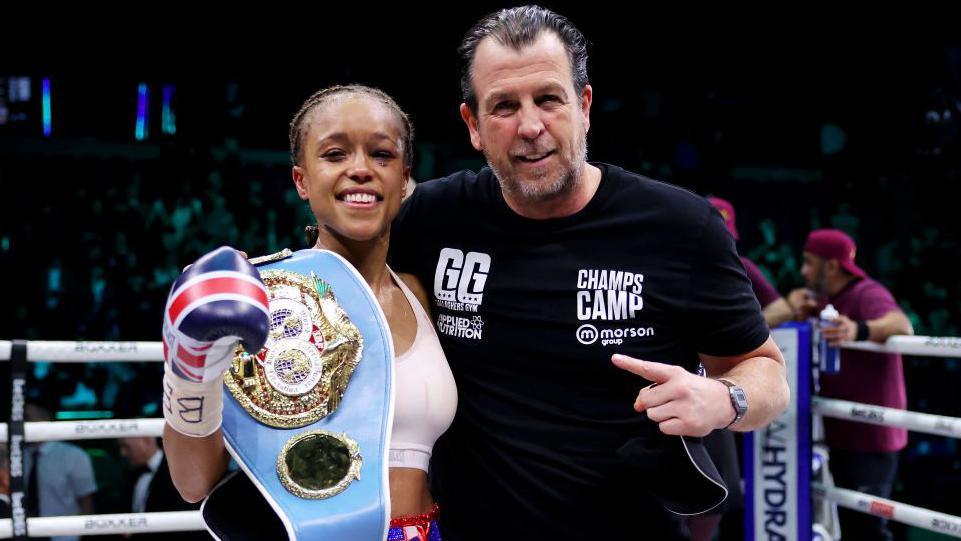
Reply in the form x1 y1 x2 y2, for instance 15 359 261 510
0 511 204 539
1 483 952 538
4 336 950 362
811 397 961 439
8 335 959 363
840 335 961 357
0 341 163 362
0 333 955 539
813 483 961 538
809 333 961 538
0 418 165 443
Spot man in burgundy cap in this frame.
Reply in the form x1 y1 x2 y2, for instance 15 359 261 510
708 197 794 328
789 229 914 541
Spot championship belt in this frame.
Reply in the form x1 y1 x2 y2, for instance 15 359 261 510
205 249 394 540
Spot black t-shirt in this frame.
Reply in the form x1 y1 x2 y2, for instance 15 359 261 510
389 163 768 540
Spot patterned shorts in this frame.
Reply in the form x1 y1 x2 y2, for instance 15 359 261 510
387 503 442 541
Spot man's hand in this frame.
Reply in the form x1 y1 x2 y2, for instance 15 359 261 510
787 287 819 320
611 355 734 437
822 314 857 346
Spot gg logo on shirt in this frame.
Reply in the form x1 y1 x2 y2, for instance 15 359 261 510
433 248 490 341
433 248 491 312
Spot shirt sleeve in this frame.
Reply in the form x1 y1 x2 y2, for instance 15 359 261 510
685 206 770 357
860 281 901 320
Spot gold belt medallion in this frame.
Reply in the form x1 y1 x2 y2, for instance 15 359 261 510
225 269 363 429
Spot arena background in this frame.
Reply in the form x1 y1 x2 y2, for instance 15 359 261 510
1 6 959 540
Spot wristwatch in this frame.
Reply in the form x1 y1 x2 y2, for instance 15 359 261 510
718 379 748 429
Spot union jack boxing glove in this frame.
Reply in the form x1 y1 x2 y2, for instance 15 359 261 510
162 246 269 436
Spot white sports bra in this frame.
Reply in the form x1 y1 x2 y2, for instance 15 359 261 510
388 270 457 472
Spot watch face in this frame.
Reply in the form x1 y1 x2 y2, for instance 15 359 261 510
732 387 748 412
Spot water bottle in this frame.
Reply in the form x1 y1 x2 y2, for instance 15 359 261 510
819 304 841 374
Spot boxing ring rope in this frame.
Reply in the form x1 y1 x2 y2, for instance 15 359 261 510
839 335 961 357
811 397 961 439
1 338 959 539
0 418 165 443
0 511 204 538
802 338 961 539
812 484 961 539
0 340 163 362
3 336 958 362
1 340 199 540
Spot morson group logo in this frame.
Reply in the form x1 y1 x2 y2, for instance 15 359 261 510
573 269 654 347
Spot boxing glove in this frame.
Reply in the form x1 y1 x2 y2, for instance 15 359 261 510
162 246 269 437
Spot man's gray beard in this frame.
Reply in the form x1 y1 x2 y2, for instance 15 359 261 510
488 133 588 205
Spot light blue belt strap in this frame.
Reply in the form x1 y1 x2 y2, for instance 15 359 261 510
219 249 394 540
